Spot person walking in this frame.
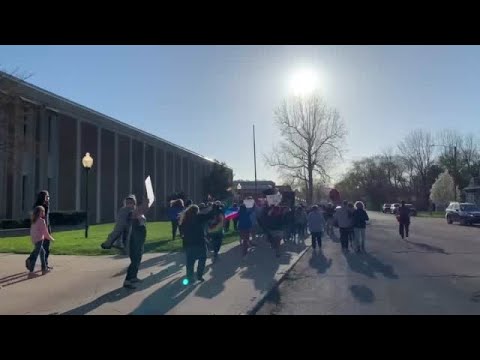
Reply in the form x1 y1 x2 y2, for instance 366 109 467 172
347 202 355 251
397 200 411 239
123 196 150 289
27 191 53 270
334 200 352 252
27 206 55 278
262 204 288 257
324 203 335 237
352 201 369 253
207 201 225 262
179 204 214 284
237 203 254 257
101 195 136 251
307 205 326 251
168 199 185 240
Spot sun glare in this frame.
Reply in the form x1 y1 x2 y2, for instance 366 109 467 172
289 68 319 96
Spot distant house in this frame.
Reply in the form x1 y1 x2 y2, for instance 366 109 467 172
232 180 275 199
464 177 480 205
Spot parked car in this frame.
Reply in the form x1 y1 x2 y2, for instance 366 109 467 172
445 202 480 225
405 204 417 216
382 204 391 213
390 203 400 214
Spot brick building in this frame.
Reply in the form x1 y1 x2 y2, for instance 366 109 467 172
0 72 232 223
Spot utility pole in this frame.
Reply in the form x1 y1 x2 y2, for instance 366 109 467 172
253 124 257 199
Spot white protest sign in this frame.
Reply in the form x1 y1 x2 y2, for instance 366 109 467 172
266 193 282 206
145 176 155 208
244 199 255 208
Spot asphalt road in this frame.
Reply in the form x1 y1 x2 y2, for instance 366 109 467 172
257 212 480 315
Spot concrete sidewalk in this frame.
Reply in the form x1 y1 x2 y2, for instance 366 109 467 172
0 238 308 315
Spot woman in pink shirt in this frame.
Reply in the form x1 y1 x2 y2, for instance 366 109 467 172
28 206 55 278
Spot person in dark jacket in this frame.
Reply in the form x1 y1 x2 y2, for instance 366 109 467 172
179 204 214 284
123 197 150 289
263 205 288 257
27 191 53 270
352 201 369 253
307 205 326 250
397 201 410 239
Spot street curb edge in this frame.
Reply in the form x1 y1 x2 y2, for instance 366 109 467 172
245 244 311 315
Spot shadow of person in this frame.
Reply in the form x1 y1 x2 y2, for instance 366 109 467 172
362 253 399 279
309 249 332 274
404 239 449 255
62 261 185 315
344 252 375 278
194 245 242 299
112 251 185 278
349 285 375 303
130 277 197 315
239 241 293 293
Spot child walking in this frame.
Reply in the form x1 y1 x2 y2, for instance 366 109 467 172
27 206 55 278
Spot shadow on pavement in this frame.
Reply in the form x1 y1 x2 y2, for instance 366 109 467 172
344 252 398 279
112 252 185 278
195 245 242 299
130 277 197 315
404 239 449 255
0 270 43 288
349 285 375 303
62 260 185 315
309 250 332 274
239 240 301 292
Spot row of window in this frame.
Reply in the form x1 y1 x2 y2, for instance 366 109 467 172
22 109 54 154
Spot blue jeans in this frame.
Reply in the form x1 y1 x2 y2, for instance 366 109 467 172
28 241 46 272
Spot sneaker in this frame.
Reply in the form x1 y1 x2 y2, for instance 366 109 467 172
42 269 50 275
101 243 111 250
130 278 143 283
47 266 53 270
197 277 205 283
28 272 40 279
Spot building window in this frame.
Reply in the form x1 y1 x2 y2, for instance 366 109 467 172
35 113 41 142
22 175 27 211
48 116 52 153
35 158 40 194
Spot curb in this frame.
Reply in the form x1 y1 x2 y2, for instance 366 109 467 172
246 244 311 315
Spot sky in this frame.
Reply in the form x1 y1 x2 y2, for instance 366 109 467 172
2 45 480 186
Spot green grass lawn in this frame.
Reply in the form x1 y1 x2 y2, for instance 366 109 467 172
0 222 240 256
417 211 445 218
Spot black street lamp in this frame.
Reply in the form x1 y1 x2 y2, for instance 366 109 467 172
82 152 94 238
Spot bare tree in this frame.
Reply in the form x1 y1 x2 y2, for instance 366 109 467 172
398 129 435 207
461 133 480 177
265 93 347 204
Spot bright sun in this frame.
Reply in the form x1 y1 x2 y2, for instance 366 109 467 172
289 68 318 96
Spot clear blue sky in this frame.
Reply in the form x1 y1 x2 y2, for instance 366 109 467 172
2 45 480 185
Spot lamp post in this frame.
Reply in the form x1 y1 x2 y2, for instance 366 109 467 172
431 144 457 201
82 152 93 238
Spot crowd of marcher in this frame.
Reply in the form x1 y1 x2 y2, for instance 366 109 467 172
24 186 411 289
